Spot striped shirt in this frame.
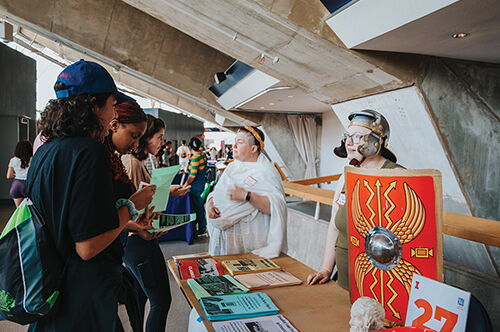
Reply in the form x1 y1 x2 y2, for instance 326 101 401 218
189 151 207 176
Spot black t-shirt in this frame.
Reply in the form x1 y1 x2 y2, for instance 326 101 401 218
27 137 123 263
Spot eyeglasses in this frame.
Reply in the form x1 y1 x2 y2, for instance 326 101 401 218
342 133 368 144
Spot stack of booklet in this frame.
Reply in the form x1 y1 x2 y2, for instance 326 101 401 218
177 258 224 280
199 293 279 321
176 253 301 330
221 258 281 276
187 275 249 299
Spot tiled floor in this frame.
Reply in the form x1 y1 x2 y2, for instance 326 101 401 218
0 201 208 332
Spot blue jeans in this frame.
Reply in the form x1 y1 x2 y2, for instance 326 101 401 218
123 236 171 332
190 189 207 234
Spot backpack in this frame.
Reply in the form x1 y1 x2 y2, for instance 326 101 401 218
0 199 63 324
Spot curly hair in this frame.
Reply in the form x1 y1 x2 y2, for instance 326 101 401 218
38 82 113 141
14 140 33 169
133 114 165 161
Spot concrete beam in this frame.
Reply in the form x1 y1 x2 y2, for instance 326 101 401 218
121 0 406 104
0 0 256 126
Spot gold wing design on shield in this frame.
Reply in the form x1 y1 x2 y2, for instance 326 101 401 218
352 180 376 238
390 258 422 295
353 252 375 297
388 183 426 244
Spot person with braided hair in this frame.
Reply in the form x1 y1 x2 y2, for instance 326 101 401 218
120 113 189 332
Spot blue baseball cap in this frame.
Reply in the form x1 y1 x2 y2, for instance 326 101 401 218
54 59 131 103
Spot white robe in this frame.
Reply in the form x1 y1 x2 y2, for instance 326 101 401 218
206 154 287 258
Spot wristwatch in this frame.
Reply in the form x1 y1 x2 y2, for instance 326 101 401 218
116 198 139 221
245 191 251 202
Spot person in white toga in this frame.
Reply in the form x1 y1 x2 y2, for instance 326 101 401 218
177 140 191 172
206 126 287 259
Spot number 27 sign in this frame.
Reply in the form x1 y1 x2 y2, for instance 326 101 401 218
406 275 470 332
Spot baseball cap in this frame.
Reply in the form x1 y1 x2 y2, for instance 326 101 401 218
54 59 131 103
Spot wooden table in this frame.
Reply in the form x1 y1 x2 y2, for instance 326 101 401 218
167 252 351 331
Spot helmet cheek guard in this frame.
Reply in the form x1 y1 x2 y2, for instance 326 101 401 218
358 133 382 158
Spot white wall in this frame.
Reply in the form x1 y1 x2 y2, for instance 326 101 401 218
325 86 470 215
318 110 346 190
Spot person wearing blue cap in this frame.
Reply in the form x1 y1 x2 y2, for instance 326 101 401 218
26 60 155 332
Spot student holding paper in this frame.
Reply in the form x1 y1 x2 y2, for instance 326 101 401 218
122 114 189 332
26 60 155 331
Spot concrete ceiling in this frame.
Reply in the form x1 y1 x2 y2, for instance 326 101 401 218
120 0 405 104
237 87 331 113
352 0 500 64
0 0 258 127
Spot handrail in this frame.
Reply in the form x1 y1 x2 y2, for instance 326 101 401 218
284 178 500 247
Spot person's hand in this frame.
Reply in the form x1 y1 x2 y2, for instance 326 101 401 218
170 185 191 196
306 269 332 285
129 185 156 211
207 198 220 219
228 185 247 202
133 206 165 241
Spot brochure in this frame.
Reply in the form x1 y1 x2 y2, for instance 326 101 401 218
222 259 280 276
212 314 298 332
199 292 279 321
177 258 224 280
234 270 302 290
187 275 249 299
149 212 196 233
138 165 181 214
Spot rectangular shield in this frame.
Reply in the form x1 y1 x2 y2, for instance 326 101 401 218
345 167 443 325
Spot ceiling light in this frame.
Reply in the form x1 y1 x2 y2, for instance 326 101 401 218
287 95 294 98
269 102 275 106
451 33 469 39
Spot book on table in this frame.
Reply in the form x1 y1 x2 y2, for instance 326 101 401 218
212 314 298 332
221 258 280 276
172 252 211 262
234 270 302 290
187 275 249 299
177 258 224 280
199 292 279 321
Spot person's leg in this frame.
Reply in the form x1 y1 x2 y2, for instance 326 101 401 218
143 241 171 332
123 237 171 332
190 190 207 235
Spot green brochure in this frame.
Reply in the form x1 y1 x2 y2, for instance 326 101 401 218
148 165 181 213
149 213 196 233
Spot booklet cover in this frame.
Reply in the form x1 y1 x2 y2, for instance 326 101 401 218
212 314 298 332
234 270 302 290
187 275 249 299
222 259 280 276
177 258 224 280
149 213 196 233
138 165 180 214
199 293 279 321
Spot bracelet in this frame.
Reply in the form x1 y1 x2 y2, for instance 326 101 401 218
245 191 251 202
116 198 139 221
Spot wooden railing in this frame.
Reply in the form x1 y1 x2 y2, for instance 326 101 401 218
283 175 500 247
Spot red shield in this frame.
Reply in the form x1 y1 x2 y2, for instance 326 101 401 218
346 167 443 325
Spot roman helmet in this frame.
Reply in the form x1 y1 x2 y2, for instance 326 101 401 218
333 109 396 162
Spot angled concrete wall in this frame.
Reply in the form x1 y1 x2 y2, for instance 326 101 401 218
0 43 36 200
419 58 500 221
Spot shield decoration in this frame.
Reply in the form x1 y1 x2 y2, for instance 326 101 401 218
345 167 443 326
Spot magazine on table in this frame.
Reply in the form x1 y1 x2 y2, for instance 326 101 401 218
199 292 279 321
177 258 224 280
212 314 298 332
187 275 249 299
234 270 302 290
222 258 280 276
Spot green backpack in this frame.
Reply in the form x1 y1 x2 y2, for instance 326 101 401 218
0 200 62 324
